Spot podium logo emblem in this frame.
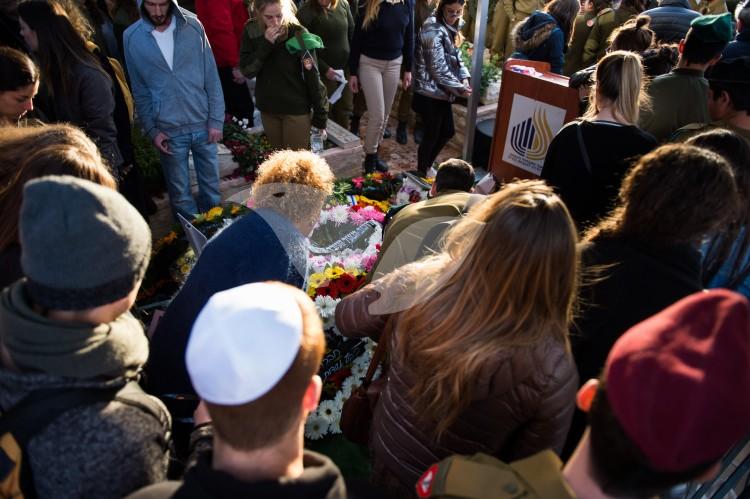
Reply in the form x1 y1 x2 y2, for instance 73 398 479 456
502 94 567 176
510 107 554 161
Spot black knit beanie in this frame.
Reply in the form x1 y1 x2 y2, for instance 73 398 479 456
19 175 152 310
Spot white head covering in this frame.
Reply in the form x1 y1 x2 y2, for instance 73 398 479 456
185 282 303 405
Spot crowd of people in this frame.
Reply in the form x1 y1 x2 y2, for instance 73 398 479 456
1 0 750 497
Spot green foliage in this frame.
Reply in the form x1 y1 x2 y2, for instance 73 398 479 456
132 126 165 195
459 41 502 95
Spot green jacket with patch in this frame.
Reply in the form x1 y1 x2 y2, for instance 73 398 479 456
582 8 616 66
564 11 596 75
239 21 328 128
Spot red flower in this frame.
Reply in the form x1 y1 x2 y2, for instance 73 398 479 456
327 367 352 387
334 273 359 295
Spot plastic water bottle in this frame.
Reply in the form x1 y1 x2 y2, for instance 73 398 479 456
310 127 326 154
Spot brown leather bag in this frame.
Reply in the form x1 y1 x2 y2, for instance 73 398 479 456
340 327 391 445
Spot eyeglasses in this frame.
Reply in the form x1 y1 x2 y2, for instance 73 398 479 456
445 7 463 16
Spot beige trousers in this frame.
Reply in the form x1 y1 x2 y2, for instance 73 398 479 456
358 54 402 154
261 112 311 151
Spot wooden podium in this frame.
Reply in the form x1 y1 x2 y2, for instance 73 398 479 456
489 59 580 182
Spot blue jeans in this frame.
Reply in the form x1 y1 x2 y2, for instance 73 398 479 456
159 129 221 220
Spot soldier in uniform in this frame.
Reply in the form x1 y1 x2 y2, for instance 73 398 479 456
489 0 544 58
671 57 750 143
581 2 616 65
639 12 733 142
564 0 598 75
689 0 728 14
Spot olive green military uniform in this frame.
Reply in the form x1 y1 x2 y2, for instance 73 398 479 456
670 120 750 143
613 3 641 25
688 0 728 14
639 68 710 142
564 11 597 75
463 0 501 47
415 451 577 498
640 13 734 142
489 0 544 57
582 8 617 66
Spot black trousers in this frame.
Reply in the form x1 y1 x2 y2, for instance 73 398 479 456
218 66 255 123
414 94 454 173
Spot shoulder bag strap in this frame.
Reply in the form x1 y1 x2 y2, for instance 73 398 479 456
361 323 392 389
576 122 593 174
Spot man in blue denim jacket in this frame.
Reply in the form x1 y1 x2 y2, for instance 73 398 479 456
124 0 225 220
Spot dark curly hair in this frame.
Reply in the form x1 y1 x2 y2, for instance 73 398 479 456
585 143 738 244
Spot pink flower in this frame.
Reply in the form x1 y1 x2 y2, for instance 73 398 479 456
361 254 378 272
352 177 364 189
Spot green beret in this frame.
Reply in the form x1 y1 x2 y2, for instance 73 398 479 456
689 12 734 44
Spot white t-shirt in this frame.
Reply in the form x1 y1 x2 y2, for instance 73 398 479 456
152 16 176 70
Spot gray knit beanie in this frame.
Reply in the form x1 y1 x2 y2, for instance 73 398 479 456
19 175 152 310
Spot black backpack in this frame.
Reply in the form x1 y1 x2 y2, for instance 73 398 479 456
0 381 170 499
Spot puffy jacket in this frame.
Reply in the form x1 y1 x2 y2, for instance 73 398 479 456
511 11 566 74
413 16 471 101
643 0 700 42
336 281 578 492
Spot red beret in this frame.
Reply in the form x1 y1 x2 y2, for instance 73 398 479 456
605 289 750 472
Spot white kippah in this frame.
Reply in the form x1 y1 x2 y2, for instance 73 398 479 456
185 282 303 405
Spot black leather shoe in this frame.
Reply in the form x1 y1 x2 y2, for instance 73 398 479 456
383 127 392 139
363 153 376 174
396 121 407 144
375 155 389 172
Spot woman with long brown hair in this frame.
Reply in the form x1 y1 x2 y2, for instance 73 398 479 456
562 143 738 458
18 0 122 170
510 0 580 74
0 124 116 289
336 180 580 495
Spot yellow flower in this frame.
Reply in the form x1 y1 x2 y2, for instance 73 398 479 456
324 266 345 279
205 206 224 221
180 263 191 275
356 195 390 213
230 205 241 215
308 273 327 290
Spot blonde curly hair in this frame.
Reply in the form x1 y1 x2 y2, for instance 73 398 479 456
252 150 335 232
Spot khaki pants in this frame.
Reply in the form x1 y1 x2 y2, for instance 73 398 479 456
261 112 311 151
359 54 402 154
324 69 354 129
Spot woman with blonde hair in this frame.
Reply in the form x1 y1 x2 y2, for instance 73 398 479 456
541 50 657 230
239 0 328 150
348 0 414 172
0 124 116 289
336 180 580 496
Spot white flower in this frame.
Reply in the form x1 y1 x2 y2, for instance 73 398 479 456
310 256 329 273
330 205 350 225
329 417 342 434
304 414 330 440
319 209 331 225
350 360 367 380
314 295 339 319
342 376 357 397
242 118 249 127
334 390 349 407
367 228 383 249
317 399 338 423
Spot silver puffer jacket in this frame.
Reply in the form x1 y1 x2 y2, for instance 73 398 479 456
413 16 471 102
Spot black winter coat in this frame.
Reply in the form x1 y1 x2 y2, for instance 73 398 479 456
642 0 700 42
562 236 703 458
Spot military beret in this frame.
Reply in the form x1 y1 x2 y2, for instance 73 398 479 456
707 56 750 84
689 12 734 43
